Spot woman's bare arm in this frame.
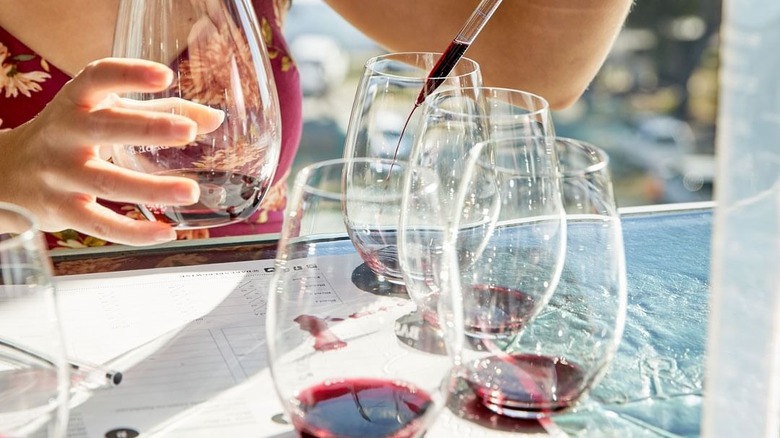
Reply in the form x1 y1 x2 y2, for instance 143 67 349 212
324 0 633 109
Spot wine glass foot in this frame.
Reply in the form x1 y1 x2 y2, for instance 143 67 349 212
459 354 585 420
447 375 551 433
350 263 408 298
394 311 447 356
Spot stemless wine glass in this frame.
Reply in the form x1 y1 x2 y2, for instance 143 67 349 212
343 52 482 163
399 87 555 324
111 0 282 229
341 52 481 283
341 158 409 285
267 158 460 438
0 202 69 437
450 138 627 420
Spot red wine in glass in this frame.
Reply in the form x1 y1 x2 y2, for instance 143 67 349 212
465 353 586 418
290 378 434 438
464 284 537 339
138 169 268 228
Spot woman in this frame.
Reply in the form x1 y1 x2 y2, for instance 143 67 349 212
0 0 632 249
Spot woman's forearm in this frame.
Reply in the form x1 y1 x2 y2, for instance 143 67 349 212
324 0 633 109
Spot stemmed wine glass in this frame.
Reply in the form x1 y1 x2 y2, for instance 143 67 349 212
266 158 461 438
0 202 70 437
450 137 627 420
399 87 555 335
341 52 481 284
111 0 282 229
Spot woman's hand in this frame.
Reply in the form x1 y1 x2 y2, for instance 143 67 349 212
0 58 224 246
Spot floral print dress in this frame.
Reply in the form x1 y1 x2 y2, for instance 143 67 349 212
0 0 302 250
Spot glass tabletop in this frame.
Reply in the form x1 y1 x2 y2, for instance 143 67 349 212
51 203 714 436
550 204 711 436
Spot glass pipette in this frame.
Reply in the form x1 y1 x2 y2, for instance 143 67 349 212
415 0 505 106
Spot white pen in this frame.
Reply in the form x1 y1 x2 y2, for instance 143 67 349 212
1 338 122 389
69 358 123 389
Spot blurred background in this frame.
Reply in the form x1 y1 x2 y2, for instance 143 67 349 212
284 0 721 208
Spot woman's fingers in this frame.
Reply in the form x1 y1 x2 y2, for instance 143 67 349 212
57 58 224 145
58 158 200 206
114 97 225 134
63 58 174 108
59 195 178 246
72 97 224 146
71 106 198 146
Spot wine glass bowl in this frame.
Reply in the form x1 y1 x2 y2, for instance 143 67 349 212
342 159 409 284
340 52 481 284
452 137 627 419
399 87 555 327
452 136 566 342
267 159 458 438
0 202 69 437
343 52 482 163
111 0 282 229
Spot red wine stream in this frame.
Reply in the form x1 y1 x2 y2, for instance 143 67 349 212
415 40 471 107
390 40 471 165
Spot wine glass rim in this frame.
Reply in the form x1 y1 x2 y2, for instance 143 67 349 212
424 86 550 118
0 202 38 251
295 157 408 197
470 137 611 178
364 51 481 80
471 137 559 178
555 137 610 177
